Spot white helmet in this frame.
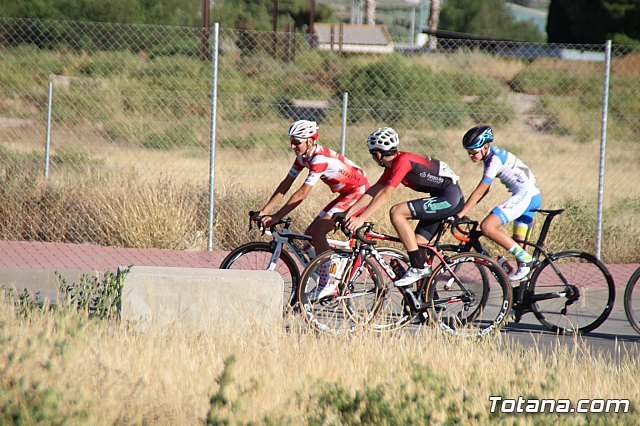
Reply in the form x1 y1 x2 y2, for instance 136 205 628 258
367 127 399 153
288 120 318 140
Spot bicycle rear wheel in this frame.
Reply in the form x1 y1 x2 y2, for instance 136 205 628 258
219 242 300 308
624 267 640 335
426 253 512 338
530 250 615 334
297 249 385 334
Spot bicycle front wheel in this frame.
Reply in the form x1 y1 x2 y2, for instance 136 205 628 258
297 249 385 334
624 267 640 335
219 242 300 308
426 253 512 338
530 250 615 334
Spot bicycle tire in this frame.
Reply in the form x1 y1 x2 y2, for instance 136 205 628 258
219 242 300 308
426 252 512 338
529 250 615 334
436 244 492 321
624 267 640 335
297 249 385 334
368 247 414 332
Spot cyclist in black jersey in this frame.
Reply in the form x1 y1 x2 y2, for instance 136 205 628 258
341 127 464 287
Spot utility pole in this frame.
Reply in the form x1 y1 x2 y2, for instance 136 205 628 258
200 0 210 60
309 0 315 45
272 0 279 31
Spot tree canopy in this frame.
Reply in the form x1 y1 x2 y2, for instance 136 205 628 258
547 0 640 44
439 0 545 42
0 0 201 26
0 0 335 31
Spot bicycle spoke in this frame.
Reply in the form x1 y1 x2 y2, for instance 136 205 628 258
298 250 384 334
428 253 511 338
530 251 614 334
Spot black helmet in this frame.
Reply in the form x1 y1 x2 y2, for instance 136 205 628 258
462 125 493 150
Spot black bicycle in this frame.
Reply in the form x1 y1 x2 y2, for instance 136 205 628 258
219 211 408 313
624 266 640 335
443 209 615 335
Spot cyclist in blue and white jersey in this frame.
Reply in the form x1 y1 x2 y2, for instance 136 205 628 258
455 125 542 281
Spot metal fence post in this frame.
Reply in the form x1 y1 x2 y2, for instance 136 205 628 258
340 91 348 155
44 81 53 181
596 40 612 260
207 23 220 251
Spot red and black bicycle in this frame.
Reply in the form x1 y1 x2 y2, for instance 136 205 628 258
296 217 512 337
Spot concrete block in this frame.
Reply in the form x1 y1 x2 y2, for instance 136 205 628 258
0 268 103 302
120 266 284 332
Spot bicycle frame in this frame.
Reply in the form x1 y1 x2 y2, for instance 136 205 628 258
343 223 475 313
260 220 352 272
451 209 577 309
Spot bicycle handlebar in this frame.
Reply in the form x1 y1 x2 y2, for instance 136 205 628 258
334 216 375 244
449 216 477 243
248 210 292 235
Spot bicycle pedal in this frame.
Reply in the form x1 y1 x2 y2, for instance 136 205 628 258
411 311 429 325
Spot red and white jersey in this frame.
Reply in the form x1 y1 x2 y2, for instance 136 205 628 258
288 145 369 193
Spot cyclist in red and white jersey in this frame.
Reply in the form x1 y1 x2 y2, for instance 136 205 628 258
258 119 370 264
342 127 465 287
456 125 542 281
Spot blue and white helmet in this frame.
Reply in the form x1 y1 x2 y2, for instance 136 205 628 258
288 120 318 140
462 125 493 150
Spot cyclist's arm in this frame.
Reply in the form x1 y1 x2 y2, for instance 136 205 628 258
269 182 313 222
357 184 394 221
259 174 296 215
457 181 490 218
343 183 382 219
345 184 394 231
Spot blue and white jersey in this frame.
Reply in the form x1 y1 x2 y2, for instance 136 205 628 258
482 146 538 194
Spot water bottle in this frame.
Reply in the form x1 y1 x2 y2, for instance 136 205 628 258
389 258 407 281
496 256 514 275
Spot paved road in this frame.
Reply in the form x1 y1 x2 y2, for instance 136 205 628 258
0 240 638 357
500 305 640 359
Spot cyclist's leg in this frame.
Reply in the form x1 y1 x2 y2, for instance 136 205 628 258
487 190 541 280
306 189 365 295
411 184 464 254
311 187 366 254
512 193 541 248
394 189 464 286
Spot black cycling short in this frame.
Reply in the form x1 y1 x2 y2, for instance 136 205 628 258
407 183 464 241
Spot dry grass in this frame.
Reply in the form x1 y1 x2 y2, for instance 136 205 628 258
1 295 638 424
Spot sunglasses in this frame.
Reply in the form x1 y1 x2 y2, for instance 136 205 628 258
290 137 308 146
466 148 482 155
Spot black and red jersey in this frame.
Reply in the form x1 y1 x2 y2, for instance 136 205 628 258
377 151 459 195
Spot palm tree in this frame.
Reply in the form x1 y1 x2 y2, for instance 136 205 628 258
428 0 441 50
365 0 375 25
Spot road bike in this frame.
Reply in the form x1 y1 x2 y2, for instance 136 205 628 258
443 208 615 334
219 211 409 313
296 217 512 336
623 266 640 335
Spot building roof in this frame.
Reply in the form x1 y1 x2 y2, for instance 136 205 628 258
313 23 393 47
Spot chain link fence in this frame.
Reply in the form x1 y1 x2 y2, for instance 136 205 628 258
0 17 638 261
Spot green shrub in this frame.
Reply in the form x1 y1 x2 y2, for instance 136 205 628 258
57 268 128 320
334 55 467 128
510 68 598 96
141 121 203 150
51 147 104 169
